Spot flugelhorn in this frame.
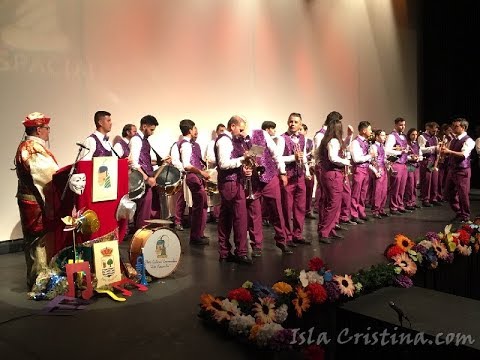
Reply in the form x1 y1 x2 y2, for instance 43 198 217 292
241 153 264 200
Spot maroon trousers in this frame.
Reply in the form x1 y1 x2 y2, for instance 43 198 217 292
318 170 343 237
186 173 207 241
420 163 439 204
350 167 369 219
444 167 471 220
174 188 186 225
281 174 306 241
305 174 315 214
404 167 420 207
371 168 388 215
134 185 160 229
389 163 408 211
218 180 248 258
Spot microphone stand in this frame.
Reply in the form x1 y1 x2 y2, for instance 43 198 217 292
61 145 83 201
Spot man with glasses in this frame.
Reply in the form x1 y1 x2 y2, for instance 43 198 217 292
14 112 59 289
442 118 476 222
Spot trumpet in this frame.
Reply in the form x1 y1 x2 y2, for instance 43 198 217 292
341 148 352 184
294 142 304 170
369 145 382 177
241 154 265 200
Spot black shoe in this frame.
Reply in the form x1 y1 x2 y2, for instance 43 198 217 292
351 218 365 224
340 220 357 225
432 201 443 206
331 233 344 239
235 255 253 264
399 209 412 213
319 237 332 244
201 235 210 240
219 253 236 263
293 238 312 245
415 204 422 208
390 210 401 215
380 212 390 217
190 238 209 245
262 220 271 227
287 242 297 248
335 224 348 231
406 206 416 211
359 216 369 221
252 249 262 257
275 243 293 254
422 202 433 208
372 214 382 219
305 212 316 219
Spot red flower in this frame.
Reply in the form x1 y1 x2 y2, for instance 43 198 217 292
462 224 473 234
306 283 328 304
227 288 253 303
458 229 471 245
386 245 404 259
308 257 325 271
304 344 325 360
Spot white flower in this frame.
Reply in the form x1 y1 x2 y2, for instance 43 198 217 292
228 315 256 336
418 240 433 249
299 270 308 287
274 304 288 324
306 271 324 285
255 323 283 347
457 244 472 256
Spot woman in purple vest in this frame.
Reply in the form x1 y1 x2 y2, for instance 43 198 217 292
404 128 422 210
178 119 210 246
441 118 476 222
370 130 389 218
317 119 351 244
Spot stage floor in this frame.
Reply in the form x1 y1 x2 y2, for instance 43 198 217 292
1 200 479 359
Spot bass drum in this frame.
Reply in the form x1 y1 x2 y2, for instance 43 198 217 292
129 225 181 278
156 165 183 195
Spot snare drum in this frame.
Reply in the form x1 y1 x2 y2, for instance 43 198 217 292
155 165 183 195
204 168 219 195
129 169 146 200
129 225 181 278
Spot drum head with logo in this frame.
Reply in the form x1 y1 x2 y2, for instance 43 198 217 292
141 228 181 278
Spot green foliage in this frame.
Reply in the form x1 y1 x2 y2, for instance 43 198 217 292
351 263 396 294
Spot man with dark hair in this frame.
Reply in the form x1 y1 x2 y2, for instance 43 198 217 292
277 112 310 245
418 122 440 207
215 115 252 264
130 115 171 229
385 117 410 215
14 112 59 289
113 124 137 159
349 121 374 223
178 119 210 245
80 110 113 160
442 118 476 222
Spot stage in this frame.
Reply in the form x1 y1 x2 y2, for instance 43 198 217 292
0 199 479 359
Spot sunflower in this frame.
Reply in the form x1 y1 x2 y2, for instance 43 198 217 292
253 296 276 324
272 282 293 295
432 239 449 260
333 275 356 297
394 234 414 252
200 293 222 312
392 252 417 276
292 287 311 317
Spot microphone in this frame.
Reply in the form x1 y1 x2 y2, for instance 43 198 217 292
389 301 411 328
76 142 89 150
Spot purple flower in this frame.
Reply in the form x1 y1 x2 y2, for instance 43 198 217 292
269 328 294 350
395 275 413 288
446 253 454 263
324 280 341 302
425 232 439 241
413 244 427 255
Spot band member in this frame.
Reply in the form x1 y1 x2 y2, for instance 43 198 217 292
404 128 422 210
370 130 389 218
300 124 316 219
442 118 476 222
204 123 225 222
418 122 441 207
244 128 292 256
437 123 454 201
215 116 252 264
170 135 187 231
317 119 351 244
349 121 373 223
179 119 210 245
260 121 278 226
385 117 410 215
339 125 355 226
277 113 310 245
80 111 114 159
14 112 59 288
113 124 137 159
130 115 171 229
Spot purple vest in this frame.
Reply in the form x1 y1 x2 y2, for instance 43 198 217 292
391 131 408 164
314 128 326 137
179 139 204 170
376 143 386 168
421 133 437 164
89 134 112 157
215 133 243 183
306 138 314 162
352 136 370 169
449 135 472 169
118 138 130 159
408 142 420 168
320 141 343 172
282 132 305 177
251 130 277 183
135 133 154 176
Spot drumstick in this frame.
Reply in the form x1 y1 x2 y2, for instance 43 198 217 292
153 164 166 181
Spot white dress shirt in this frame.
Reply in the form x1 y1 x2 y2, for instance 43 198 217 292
249 130 286 174
215 130 244 170
129 132 153 171
180 137 195 170
313 126 327 163
418 133 437 155
205 139 217 168
113 137 130 158
276 132 308 173
455 132 476 159
327 138 350 167
385 131 406 157
349 136 372 164
170 140 184 171
80 130 111 160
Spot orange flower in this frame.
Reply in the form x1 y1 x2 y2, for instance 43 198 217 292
394 234 414 252
392 252 417 276
333 275 356 297
200 293 220 312
292 287 311 317
272 282 293 294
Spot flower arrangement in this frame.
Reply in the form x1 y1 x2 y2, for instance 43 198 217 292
385 221 480 287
